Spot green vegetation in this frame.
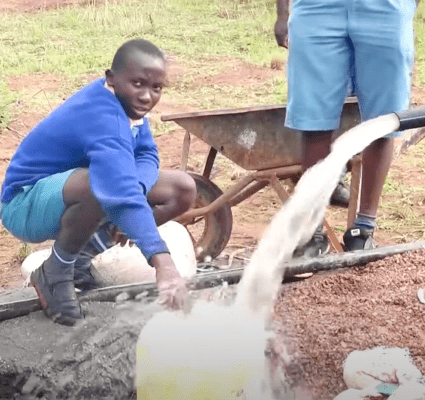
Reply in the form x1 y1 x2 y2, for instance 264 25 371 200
0 79 18 130
0 0 287 128
415 1 425 84
1 0 424 125
0 0 281 75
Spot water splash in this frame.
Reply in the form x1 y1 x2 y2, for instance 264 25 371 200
136 113 401 399
235 113 400 318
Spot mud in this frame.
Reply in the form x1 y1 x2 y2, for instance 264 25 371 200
0 285 241 400
0 301 158 399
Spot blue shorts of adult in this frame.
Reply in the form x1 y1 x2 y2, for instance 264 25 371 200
285 0 417 138
0 169 76 243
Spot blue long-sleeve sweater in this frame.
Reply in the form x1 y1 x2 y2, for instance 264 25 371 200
1 78 169 260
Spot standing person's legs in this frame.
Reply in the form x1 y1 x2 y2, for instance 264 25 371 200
343 0 416 250
286 0 352 256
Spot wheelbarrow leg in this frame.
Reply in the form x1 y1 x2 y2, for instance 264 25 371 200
323 220 344 253
203 147 218 179
268 174 291 202
180 131 191 171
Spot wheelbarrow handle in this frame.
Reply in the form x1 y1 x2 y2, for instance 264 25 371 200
395 106 425 131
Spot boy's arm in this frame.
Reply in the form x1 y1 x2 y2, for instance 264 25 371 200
134 122 160 195
275 0 290 48
87 135 168 261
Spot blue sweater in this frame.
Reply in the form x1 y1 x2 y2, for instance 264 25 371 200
1 78 169 260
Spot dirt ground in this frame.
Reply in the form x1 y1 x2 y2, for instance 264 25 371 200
2 251 425 400
0 0 110 13
273 248 425 400
1 1 425 400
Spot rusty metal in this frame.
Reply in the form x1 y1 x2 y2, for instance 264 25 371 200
203 147 217 179
229 180 269 207
162 99 360 256
268 174 291 203
180 131 191 171
175 165 303 224
161 99 361 171
323 219 344 253
175 174 256 224
254 164 302 179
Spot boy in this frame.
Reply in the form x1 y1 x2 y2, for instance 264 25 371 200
275 0 418 255
1 39 196 326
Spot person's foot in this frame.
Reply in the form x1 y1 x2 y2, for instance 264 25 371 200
343 227 376 251
330 180 350 208
30 263 84 326
293 231 330 258
74 262 103 292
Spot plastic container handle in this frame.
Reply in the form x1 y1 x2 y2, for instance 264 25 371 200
395 106 425 131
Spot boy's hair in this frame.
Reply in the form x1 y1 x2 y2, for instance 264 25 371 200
111 39 164 72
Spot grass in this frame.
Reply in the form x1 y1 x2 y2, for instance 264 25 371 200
0 79 18 130
0 0 282 76
377 142 425 242
16 243 32 263
415 2 425 84
0 0 286 128
1 0 424 123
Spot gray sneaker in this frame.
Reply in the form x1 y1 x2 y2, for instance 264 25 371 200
293 232 330 258
330 180 350 208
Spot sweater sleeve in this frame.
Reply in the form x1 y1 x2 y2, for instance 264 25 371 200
134 121 160 195
86 131 169 261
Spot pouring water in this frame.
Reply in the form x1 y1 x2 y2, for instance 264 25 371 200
135 110 418 399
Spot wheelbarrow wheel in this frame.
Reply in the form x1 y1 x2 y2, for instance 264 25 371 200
185 173 233 262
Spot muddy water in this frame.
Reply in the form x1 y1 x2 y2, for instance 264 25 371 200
136 114 401 399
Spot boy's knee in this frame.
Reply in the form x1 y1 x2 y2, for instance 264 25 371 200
175 172 196 208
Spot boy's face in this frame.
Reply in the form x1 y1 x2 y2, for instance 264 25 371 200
106 51 166 120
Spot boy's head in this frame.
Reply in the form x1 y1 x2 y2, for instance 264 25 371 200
106 39 166 120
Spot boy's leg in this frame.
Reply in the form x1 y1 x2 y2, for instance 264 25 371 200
73 221 115 292
286 0 352 257
343 0 415 251
147 170 196 226
73 170 196 291
31 168 106 325
293 131 333 257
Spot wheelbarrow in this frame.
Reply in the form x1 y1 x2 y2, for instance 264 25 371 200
161 100 425 262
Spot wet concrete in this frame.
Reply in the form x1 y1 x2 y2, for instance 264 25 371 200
0 300 161 399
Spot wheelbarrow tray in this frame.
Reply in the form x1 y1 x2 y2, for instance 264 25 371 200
161 98 361 171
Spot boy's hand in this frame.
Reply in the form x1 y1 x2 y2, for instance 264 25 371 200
150 253 189 310
274 16 289 48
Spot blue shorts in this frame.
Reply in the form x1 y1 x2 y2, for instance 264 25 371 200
285 0 416 136
1 169 76 243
